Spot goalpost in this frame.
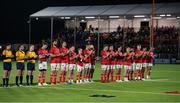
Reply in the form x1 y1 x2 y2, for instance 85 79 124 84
150 0 155 48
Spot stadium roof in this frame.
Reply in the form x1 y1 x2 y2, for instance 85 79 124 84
30 2 180 18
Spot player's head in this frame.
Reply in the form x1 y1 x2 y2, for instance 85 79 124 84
103 45 108 51
89 45 94 50
52 40 58 47
18 45 24 51
78 48 82 54
150 47 154 52
6 43 11 50
62 41 67 47
117 46 122 51
143 47 147 51
130 48 134 52
70 46 75 51
137 45 141 50
109 45 114 51
29 45 34 51
42 42 48 49
86 44 90 49
126 47 130 52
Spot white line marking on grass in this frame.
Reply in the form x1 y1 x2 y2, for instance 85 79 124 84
144 79 169 81
0 101 179 103
49 87 180 96
2 85 178 96
144 79 180 83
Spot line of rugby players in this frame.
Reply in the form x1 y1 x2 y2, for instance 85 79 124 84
1 39 154 87
100 45 154 83
1 40 96 87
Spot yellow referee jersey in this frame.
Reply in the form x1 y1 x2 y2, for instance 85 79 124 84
26 51 37 64
16 51 25 63
2 49 13 62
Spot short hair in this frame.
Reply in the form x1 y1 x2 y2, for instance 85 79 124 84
42 42 48 46
53 39 58 43
78 48 82 51
18 44 24 49
103 44 108 47
29 44 34 48
5 43 11 47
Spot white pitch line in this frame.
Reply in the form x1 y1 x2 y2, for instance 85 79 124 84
0 101 179 103
50 87 180 96
1 85 179 96
144 79 180 83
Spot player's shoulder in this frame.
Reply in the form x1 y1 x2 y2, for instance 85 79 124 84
50 47 58 50
16 50 19 53
3 49 8 52
16 51 20 55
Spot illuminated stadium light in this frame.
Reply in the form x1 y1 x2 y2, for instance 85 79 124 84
81 19 85 22
35 17 39 20
166 17 176 20
134 15 145 18
166 14 171 17
65 17 71 19
60 17 65 19
85 16 95 19
143 18 150 21
160 14 165 17
109 16 119 18
154 17 162 19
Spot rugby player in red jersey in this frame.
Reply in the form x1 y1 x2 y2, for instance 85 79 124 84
49 40 60 85
100 45 109 83
115 46 123 82
141 47 148 80
83 45 92 83
124 47 132 81
59 41 69 84
68 46 76 84
38 42 48 86
134 45 143 80
89 45 96 82
109 45 115 81
129 48 135 80
146 47 155 79
76 48 85 84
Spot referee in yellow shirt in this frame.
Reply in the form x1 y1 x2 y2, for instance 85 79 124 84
2 43 14 87
15 45 27 86
26 45 37 85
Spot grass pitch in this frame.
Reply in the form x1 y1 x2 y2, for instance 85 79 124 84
0 62 180 102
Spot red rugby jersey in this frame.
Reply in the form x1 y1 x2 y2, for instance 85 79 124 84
83 49 91 63
49 47 60 63
77 54 84 66
59 47 69 63
109 50 115 64
91 51 96 65
69 51 76 64
147 52 154 63
142 51 148 63
124 52 132 66
101 50 109 65
135 50 143 63
38 48 48 62
115 51 123 65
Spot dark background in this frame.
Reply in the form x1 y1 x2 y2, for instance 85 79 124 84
0 0 178 44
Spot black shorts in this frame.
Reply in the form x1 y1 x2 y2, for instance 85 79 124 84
3 62 12 71
39 69 47 72
16 62 25 70
27 63 35 71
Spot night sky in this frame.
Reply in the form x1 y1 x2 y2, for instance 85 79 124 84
0 0 178 44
